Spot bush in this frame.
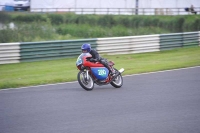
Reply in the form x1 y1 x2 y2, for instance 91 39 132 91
0 27 21 42
117 16 132 27
1 13 199 43
0 22 56 43
47 14 64 24
12 14 47 22
0 12 11 23
97 15 116 27
131 16 144 28
191 18 200 31
173 17 184 32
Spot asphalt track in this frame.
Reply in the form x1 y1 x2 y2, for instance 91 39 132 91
0 66 200 133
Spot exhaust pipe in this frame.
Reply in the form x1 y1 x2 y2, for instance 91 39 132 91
118 68 125 73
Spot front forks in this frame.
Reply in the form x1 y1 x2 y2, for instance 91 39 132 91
82 68 90 81
82 70 90 84
86 70 89 81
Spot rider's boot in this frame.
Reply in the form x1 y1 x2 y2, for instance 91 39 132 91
109 67 115 76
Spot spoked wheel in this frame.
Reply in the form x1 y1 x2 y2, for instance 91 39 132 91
110 69 123 88
77 71 94 91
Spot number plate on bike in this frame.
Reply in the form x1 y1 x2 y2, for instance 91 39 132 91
91 67 109 80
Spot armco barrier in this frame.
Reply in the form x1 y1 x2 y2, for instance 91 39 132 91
199 31 200 46
96 34 160 55
183 32 199 47
20 39 97 62
159 31 200 51
0 31 199 64
160 33 183 50
0 43 20 64
0 39 97 64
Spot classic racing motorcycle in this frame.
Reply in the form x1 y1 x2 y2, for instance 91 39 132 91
76 53 124 91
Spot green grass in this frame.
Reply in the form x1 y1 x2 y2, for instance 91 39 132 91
0 46 200 89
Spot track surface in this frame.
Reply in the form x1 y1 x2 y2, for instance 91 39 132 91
0 67 200 133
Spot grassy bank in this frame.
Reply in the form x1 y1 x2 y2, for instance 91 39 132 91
0 12 199 43
0 46 200 89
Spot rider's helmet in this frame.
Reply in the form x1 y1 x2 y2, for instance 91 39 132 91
81 43 91 53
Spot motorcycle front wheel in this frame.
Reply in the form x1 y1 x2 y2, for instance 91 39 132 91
110 69 123 88
77 71 94 91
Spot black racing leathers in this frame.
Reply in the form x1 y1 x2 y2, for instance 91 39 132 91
89 49 112 73
89 49 100 60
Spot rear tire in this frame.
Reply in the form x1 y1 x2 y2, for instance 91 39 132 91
77 71 94 91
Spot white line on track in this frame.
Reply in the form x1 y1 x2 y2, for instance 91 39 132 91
1 66 200 91
124 66 200 77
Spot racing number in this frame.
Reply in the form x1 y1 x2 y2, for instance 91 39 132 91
98 69 106 75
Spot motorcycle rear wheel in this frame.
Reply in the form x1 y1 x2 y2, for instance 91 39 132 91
77 71 94 91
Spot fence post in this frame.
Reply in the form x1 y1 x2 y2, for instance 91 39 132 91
178 8 179 15
132 8 134 15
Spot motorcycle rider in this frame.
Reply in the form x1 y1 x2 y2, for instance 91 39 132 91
81 43 115 75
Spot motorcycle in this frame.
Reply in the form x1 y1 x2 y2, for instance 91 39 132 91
76 53 125 91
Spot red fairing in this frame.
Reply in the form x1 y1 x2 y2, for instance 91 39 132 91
83 56 104 67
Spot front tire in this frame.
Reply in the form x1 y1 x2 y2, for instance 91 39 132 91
110 73 123 88
77 71 94 91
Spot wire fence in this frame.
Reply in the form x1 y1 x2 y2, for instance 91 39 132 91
0 5 200 15
31 7 200 15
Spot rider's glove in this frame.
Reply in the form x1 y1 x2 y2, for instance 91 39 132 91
86 57 90 61
90 58 97 62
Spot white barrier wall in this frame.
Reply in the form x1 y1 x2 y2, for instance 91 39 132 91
0 43 20 64
96 34 160 55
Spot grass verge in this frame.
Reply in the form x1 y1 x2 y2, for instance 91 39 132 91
0 46 200 89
